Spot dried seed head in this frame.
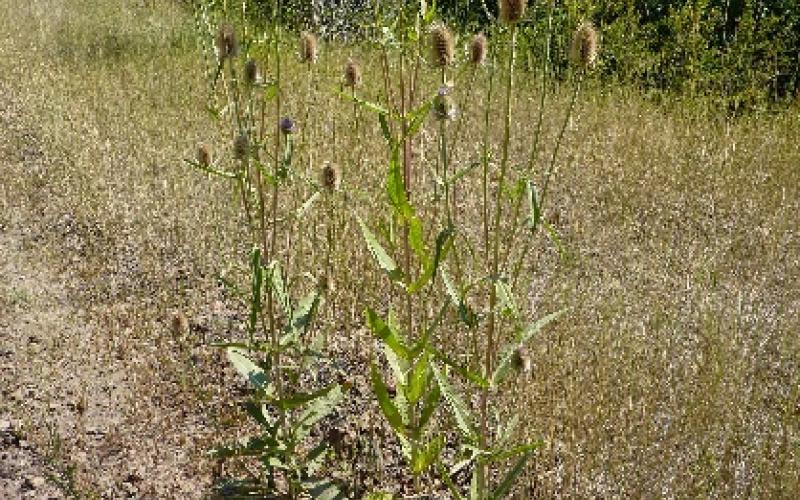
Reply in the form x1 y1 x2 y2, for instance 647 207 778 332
430 24 455 67
344 58 362 89
470 33 488 66
196 144 211 167
279 117 296 135
499 0 527 25
171 311 189 336
511 346 532 374
433 86 457 121
233 133 249 160
244 58 261 86
300 31 318 63
570 22 600 70
215 23 239 62
320 162 341 192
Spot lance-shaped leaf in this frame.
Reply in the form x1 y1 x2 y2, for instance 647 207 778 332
431 347 489 389
227 348 273 395
411 434 444 475
526 178 542 231
294 384 344 441
495 279 520 321
270 383 340 411
365 307 411 360
432 364 477 441
489 451 533 500
184 158 237 179
266 260 292 319
405 349 431 404
417 377 441 434
492 309 567 388
408 225 454 293
406 100 432 138
304 477 345 500
283 290 321 340
358 217 405 284
371 363 406 436
442 270 479 328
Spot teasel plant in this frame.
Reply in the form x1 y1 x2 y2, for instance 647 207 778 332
353 2 599 498
186 5 347 497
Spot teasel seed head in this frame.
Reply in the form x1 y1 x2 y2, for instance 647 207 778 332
300 31 318 63
279 117 296 135
320 162 341 192
233 133 249 160
344 58 362 89
196 143 211 167
499 0 527 25
570 21 600 70
215 23 239 62
171 310 189 337
511 346 532 374
244 58 261 86
429 24 455 67
433 86 457 121
470 33 488 66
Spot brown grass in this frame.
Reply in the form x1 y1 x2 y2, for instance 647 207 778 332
0 0 798 497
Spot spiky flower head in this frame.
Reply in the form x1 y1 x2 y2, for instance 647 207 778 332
279 117 296 135
570 22 600 70
320 162 341 192
196 144 211 167
429 24 455 67
344 58 362 89
300 31 318 63
233 133 249 160
433 85 457 121
499 0 527 25
470 33 488 66
215 23 239 62
244 59 262 86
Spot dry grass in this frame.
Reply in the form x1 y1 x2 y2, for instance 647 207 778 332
0 0 798 497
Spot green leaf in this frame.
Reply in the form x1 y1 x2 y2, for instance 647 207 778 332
358 218 405 284
412 435 444 475
304 477 345 499
417 378 441 432
442 270 478 328
526 179 542 231
363 493 394 500
226 348 272 394
406 100 432 138
371 363 406 436
338 89 391 116
295 385 344 440
267 260 292 319
489 452 533 499
408 224 453 293
543 219 569 262
379 113 394 147
492 309 567 388
284 290 321 339
431 347 489 389
406 349 430 404
297 191 320 217
432 364 477 440
495 279 519 321
365 308 411 360
184 158 237 179
271 383 339 410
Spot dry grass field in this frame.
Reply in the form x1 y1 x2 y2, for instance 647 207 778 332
1 0 798 498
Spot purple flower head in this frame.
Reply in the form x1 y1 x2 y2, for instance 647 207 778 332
279 117 296 135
